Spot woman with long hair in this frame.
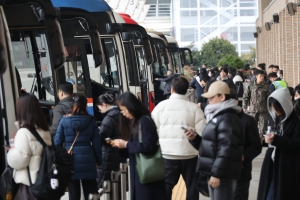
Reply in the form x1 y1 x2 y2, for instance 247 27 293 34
7 94 52 200
108 92 167 200
96 93 126 188
54 95 102 200
257 88 300 200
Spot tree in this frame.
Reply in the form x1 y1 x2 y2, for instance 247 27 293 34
217 54 244 69
200 37 237 68
184 43 201 69
240 46 256 67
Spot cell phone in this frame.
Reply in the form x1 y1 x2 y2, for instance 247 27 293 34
181 126 189 131
3 145 10 148
105 138 112 141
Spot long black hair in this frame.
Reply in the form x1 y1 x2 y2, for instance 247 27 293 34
117 92 150 140
96 93 116 105
71 95 89 116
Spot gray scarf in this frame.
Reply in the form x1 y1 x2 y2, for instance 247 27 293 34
204 99 241 122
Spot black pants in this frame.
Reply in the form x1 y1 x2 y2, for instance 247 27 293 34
68 179 98 200
164 157 199 200
234 181 250 200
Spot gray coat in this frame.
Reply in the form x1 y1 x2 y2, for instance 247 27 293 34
158 74 175 95
50 96 73 137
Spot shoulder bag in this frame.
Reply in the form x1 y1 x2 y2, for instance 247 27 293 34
135 116 165 184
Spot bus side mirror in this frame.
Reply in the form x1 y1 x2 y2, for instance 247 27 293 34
89 29 103 67
0 11 8 75
44 18 66 70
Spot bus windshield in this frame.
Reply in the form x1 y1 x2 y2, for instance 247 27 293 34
11 30 55 102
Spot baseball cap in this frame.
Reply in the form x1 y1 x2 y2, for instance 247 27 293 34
201 81 230 98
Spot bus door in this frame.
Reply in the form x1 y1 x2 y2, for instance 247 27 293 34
0 5 18 176
180 47 193 68
11 30 56 124
122 40 140 98
135 45 149 108
151 40 170 104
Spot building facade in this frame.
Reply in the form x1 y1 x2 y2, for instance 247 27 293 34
172 0 257 55
256 0 300 87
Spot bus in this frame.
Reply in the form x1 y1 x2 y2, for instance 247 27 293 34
1 0 66 177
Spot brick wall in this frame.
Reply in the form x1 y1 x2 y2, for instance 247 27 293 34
256 0 300 87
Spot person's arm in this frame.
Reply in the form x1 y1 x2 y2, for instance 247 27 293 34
91 121 102 166
195 108 206 135
243 116 262 162
271 122 300 152
126 117 158 155
242 84 251 110
151 105 161 135
50 106 64 137
269 84 275 93
7 129 32 170
189 78 196 89
211 119 241 178
189 134 201 150
54 119 65 146
99 117 115 141
230 80 236 91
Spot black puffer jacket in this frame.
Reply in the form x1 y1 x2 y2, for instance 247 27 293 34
97 107 126 186
191 108 244 179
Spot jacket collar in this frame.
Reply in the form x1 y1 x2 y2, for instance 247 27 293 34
169 93 188 101
60 96 73 103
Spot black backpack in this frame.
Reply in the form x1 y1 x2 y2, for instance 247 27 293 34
26 127 74 200
235 82 244 98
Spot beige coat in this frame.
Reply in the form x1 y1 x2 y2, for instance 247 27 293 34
7 126 52 186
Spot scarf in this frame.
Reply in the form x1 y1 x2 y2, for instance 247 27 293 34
204 99 241 122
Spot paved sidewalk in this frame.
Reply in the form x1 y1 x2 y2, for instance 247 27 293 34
61 148 267 200
199 148 266 200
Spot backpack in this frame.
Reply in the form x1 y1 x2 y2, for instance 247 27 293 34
26 127 74 200
235 82 244 98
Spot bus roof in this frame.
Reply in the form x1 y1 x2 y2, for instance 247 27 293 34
50 0 111 12
165 35 178 46
119 13 138 25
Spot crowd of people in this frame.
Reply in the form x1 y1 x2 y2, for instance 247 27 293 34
4 62 300 200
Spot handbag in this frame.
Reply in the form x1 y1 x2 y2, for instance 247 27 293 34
135 116 165 184
159 81 166 91
67 130 80 155
0 166 19 200
196 173 210 197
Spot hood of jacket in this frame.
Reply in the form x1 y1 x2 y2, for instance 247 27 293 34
233 75 243 84
267 88 293 123
205 99 242 122
63 115 94 131
106 106 119 116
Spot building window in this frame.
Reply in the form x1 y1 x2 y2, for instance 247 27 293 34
180 11 198 25
180 0 197 8
200 10 217 25
221 27 238 41
220 0 237 7
146 0 170 18
200 0 217 8
240 9 257 16
200 26 218 39
241 43 256 51
181 28 198 42
240 26 256 41
240 0 257 7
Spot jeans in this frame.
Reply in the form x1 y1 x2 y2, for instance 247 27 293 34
234 181 250 200
266 179 274 200
208 176 237 200
164 157 199 200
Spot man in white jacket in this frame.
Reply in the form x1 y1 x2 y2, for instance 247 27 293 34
152 77 206 200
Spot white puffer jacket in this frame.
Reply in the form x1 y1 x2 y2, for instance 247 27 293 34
152 94 206 159
7 126 52 186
